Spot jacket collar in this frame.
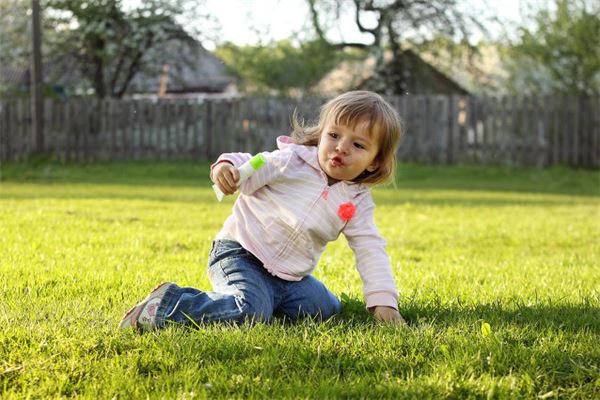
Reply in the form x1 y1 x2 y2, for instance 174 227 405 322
276 135 368 197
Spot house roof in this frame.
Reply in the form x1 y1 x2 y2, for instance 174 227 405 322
314 49 470 95
0 59 85 94
0 66 28 86
129 39 237 94
1 39 237 96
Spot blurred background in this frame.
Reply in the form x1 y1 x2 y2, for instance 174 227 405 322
1 0 598 167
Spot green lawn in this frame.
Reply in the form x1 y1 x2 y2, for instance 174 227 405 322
1 162 599 399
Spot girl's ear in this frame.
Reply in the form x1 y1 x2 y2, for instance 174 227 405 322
366 159 379 172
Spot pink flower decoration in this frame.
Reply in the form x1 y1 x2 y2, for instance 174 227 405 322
338 201 356 222
147 303 158 316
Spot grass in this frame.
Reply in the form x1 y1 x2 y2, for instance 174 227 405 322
1 161 599 399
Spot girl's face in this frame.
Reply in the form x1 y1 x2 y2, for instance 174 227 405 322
317 120 380 184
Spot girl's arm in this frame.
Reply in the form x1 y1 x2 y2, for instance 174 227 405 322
343 195 402 318
211 150 289 196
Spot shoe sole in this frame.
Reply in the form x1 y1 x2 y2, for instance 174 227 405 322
118 282 172 330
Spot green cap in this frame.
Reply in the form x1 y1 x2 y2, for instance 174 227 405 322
249 154 266 170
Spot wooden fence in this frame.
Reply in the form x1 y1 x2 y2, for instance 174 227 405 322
1 95 598 167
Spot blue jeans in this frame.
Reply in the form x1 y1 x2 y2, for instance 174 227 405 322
153 240 341 328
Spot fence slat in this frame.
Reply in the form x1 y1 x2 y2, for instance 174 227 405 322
0 102 7 162
572 96 579 167
590 96 600 167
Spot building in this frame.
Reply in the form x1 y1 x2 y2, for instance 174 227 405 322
128 39 239 98
314 49 470 96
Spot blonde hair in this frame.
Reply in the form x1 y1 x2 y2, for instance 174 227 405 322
291 91 403 185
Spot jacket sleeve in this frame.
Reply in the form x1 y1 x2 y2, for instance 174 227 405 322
342 193 399 310
211 150 290 196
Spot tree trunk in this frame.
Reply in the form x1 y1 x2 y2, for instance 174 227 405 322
92 37 106 98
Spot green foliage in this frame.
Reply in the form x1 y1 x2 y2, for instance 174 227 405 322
215 39 356 95
1 162 599 398
0 1 32 97
505 0 600 95
0 0 30 66
44 0 203 98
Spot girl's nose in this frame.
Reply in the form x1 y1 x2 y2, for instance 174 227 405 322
335 140 350 154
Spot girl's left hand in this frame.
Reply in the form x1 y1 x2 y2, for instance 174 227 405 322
373 306 406 325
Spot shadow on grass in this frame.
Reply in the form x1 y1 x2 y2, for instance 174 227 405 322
0 161 213 187
337 295 600 334
392 163 600 198
2 186 598 209
5 191 596 209
374 194 596 207
133 295 600 398
2 161 599 199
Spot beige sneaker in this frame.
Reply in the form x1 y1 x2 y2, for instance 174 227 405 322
118 282 173 331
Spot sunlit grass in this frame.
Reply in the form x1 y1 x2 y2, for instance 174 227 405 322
1 162 599 398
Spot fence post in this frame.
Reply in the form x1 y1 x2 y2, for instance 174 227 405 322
437 95 449 163
540 95 550 167
592 96 600 168
0 102 6 162
572 96 580 166
203 100 213 160
0 102 3 162
448 95 459 164
24 98 32 160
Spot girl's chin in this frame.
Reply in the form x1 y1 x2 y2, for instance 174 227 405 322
320 162 348 182
325 172 347 183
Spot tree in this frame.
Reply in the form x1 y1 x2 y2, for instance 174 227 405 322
215 39 354 95
0 1 33 96
504 0 600 95
45 0 205 98
1 0 65 98
306 0 491 95
0 1 30 69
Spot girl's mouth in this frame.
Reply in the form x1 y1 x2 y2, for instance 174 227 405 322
331 156 343 167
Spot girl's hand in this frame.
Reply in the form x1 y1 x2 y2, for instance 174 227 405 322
373 306 406 325
212 162 240 196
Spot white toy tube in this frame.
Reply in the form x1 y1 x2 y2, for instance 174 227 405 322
212 154 267 201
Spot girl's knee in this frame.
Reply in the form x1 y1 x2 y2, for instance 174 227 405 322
321 297 342 320
289 297 341 320
238 297 273 323
313 290 342 320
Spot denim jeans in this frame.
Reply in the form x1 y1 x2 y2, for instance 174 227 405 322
153 240 341 328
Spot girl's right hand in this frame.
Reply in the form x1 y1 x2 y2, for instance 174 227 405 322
212 162 240 196
372 306 407 325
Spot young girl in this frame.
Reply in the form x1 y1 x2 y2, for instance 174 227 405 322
119 91 405 331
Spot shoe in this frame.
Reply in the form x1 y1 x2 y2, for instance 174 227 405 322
119 282 173 331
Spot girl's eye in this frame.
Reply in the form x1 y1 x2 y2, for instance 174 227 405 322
329 132 339 139
354 142 365 149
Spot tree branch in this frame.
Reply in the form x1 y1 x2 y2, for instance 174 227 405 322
115 31 154 97
307 0 372 49
307 0 326 40
353 0 378 36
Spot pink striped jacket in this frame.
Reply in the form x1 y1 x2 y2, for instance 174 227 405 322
212 136 398 310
